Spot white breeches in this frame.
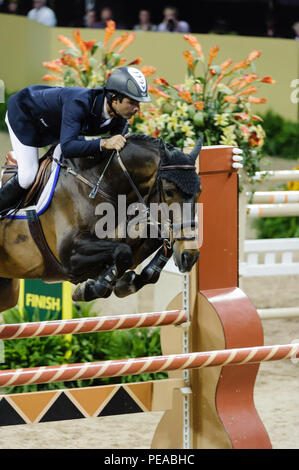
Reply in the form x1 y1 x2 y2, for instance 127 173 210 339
5 113 39 189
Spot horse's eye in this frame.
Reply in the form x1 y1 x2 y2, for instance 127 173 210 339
165 189 174 198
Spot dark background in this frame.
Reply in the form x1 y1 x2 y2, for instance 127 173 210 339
0 0 298 38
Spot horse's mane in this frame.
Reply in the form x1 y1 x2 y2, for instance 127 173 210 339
127 134 176 153
64 134 178 171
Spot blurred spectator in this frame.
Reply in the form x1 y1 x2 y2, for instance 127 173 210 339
292 21 299 40
265 14 275 37
133 9 157 31
94 6 125 29
157 6 190 33
85 8 101 28
0 0 20 13
27 0 57 26
7 0 18 13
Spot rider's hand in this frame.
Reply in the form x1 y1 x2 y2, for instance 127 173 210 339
101 135 127 151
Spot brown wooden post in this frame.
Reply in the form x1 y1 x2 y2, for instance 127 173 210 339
152 146 272 449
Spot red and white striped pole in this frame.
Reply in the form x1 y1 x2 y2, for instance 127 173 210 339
0 343 298 388
0 310 187 340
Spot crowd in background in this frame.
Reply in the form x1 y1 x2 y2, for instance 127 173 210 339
0 0 299 39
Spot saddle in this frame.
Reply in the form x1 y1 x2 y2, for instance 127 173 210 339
1 150 53 208
1 146 68 282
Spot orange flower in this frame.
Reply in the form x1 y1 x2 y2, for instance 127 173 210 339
80 52 90 72
84 40 96 52
209 67 217 76
61 54 79 70
128 57 142 65
153 129 161 138
194 101 204 111
148 86 170 99
73 29 86 52
104 20 116 48
106 70 112 80
117 32 135 54
178 90 193 104
228 78 242 88
260 75 275 84
248 49 261 61
108 32 129 53
208 45 219 66
43 60 63 73
237 73 259 90
221 58 233 71
241 125 250 138
223 95 238 103
140 65 157 77
118 58 127 66
42 74 63 82
246 96 267 104
192 83 203 94
211 73 225 90
229 59 250 73
183 50 194 71
248 131 261 146
183 34 203 58
154 78 170 86
58 34 77 50
252 114 263 121
238 86 258 96
234 113 249 120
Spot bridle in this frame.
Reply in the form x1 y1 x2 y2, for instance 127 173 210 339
116 153 198 246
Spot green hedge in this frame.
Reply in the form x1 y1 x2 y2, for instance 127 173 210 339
0 91 15 132
0 303 167 394
261 110 299 160
253 216 299 239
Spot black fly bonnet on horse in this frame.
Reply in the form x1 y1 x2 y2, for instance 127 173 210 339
158 138 202 196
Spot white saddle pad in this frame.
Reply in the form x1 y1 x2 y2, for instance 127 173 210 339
6 144 62 220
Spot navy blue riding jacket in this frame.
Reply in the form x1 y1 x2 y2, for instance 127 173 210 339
6 85 127 158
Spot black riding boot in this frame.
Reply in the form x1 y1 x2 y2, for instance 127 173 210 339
0 174 27 218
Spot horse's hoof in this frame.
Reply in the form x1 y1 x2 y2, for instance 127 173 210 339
72 283 86 302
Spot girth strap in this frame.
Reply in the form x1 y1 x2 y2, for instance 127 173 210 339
26 209 67 282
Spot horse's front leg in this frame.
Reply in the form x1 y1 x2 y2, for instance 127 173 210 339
114 241 173 298
71 240 133 302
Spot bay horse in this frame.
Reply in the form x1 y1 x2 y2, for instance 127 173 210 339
0 135 202 311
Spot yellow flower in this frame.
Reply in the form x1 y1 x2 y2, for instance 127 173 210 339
286 165 299 190
176 101 189 117
222 124 236 136
168 113 179 130
155 113 170 129
220 134 237 146
214 113 229 126
180 121 195 137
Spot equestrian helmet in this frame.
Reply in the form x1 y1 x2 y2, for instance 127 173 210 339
105 67 151 102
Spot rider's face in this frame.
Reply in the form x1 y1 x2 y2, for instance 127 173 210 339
113 97 140 119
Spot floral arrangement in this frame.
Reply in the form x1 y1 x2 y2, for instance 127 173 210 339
42 21 157 88
130 34 275 176
41 27 275 177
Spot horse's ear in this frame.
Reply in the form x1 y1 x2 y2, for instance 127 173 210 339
159 138 167 162
189 136 203 162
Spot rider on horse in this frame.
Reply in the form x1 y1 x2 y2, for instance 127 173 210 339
0 66 151 217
